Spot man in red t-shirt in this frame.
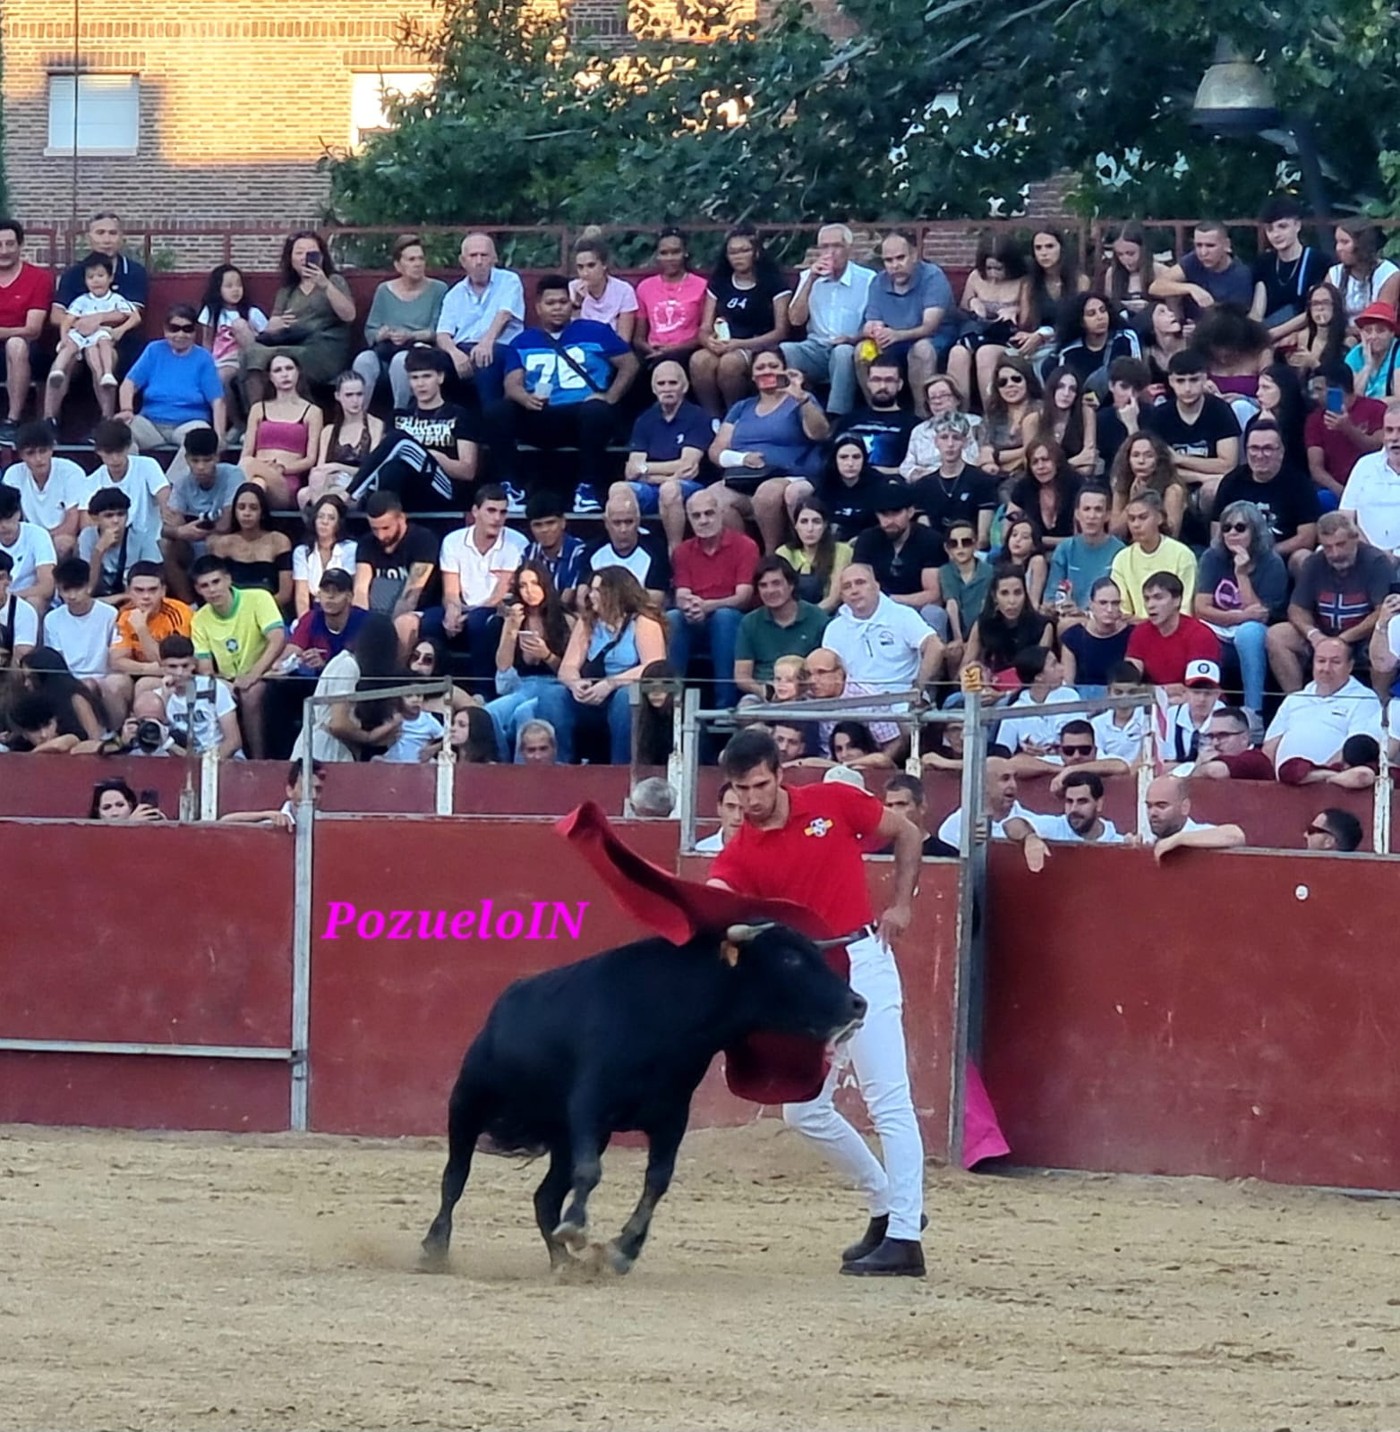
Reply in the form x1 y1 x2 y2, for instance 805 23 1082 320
0 219 54 440
709 728 927 1277
1305 362 1385 501
666 486 760 708
1126 570 1220 697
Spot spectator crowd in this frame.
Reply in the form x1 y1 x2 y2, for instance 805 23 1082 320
0 202 1396 848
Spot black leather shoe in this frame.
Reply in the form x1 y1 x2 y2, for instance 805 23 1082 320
840 1236 926 1278
841 1213 928 1265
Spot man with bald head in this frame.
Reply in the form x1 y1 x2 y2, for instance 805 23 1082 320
936 756 1049 869
783 223 876 415
624 360 714 548
823 563 945 694
1262 636 1382 787
1143 774 1245 860
436 232 525 404
582 484 670 606
807 645 901 754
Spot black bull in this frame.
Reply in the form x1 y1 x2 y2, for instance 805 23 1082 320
421 921 865 1274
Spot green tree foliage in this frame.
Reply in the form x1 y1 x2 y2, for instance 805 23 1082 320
326 0 1400 227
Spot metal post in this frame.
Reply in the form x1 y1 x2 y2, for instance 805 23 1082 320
1136 734 1154 841
200 747 219 822
1374 747 1391 857
947 698 987 1169
290 691 321 1133
677 687 700 854
435 741 453 815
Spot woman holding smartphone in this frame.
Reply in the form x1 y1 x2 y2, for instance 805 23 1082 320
242 230 355 407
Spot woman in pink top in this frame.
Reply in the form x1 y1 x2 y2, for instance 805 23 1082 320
240 352 324 507
568 230 638 342
635 228 708 366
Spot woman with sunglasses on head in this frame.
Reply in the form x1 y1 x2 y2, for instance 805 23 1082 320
946 232 1028 407
1194 499 1286 716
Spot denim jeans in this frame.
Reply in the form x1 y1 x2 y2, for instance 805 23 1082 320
1222 620 1268 711
535 681 634 763
780 336 859 414
484 675 558 760
665 605 743 710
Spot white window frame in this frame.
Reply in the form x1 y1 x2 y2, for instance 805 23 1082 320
46 73 141 158
348 71 435 149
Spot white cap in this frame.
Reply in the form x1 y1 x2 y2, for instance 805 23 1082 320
823 765 868 791
1183 659 1222 688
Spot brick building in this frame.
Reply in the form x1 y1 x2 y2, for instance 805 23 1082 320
1 1 436 256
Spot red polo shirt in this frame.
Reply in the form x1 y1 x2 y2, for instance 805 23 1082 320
1126 614 1220 686
0 262 54 331
711 781 885 935
672 528 761 602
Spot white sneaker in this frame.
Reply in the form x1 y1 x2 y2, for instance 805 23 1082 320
99 374 119 388
502 481 527 516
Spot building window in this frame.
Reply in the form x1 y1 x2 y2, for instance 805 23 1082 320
46 74 141 156
349 72 435 148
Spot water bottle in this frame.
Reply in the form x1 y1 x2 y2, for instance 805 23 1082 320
713 318 731 342
533 372 552 402
1055 580 1071 615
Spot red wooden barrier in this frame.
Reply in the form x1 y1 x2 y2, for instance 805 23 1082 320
0 823 294 1131
981 843 1400 1188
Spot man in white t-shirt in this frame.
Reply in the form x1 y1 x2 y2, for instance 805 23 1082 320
1262 637 1382 787
1143 774 1245 861
156 633 243 759
695 781 743 854
996 647 1080 754
2 421 96 558
1033 770 1123 844
936 756 1049 869
0 484 56 610
0 549 39 666
43 557 124 725
1341 400 1400 558
823 564 944 694
422 483 526 684
87 418 172 547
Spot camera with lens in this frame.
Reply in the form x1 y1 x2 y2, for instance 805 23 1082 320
135 719 169 754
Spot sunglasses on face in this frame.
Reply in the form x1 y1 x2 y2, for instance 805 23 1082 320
996 374 1024 387
1305 824 1333 838
1221 521 1249 533
946 537 975 549
1059 743 1094 756
167 323 195 334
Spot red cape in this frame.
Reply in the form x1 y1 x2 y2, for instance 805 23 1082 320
555 802 846 1105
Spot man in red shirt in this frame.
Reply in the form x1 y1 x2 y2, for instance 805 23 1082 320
666 486 760 708
1126 571 1220 697
1306 362 1385 503
0 219 54 442
709 728 927 1277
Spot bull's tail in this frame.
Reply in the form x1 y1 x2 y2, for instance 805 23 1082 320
419 1054 492 1269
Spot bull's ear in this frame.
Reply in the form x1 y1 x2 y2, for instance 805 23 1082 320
720 940 741 968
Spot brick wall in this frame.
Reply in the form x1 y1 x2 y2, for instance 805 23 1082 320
1 2 433 231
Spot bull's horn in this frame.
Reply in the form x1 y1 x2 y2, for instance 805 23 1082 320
725 922 776 944
810 935 850 949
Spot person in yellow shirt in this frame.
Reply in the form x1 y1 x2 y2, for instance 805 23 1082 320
1108 489 1199 618
108 561 193 705
191 553 286 758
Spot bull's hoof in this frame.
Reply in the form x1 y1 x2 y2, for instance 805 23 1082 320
417 1239 451 1274
553 1219 588 1253
596 1240 634 1277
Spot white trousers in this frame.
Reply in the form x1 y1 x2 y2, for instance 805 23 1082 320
782 931 925 1239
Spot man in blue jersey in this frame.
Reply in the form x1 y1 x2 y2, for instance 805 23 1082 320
484 275 639 514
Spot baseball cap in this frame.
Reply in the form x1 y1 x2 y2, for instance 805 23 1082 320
319 568 354 592
823 765 868 791
872 480 916 513
1355 301 1399 333
1184 659 1222 688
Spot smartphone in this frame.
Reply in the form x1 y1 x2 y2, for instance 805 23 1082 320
139 788 159 809
1326 387 1344 414
303 250 322 270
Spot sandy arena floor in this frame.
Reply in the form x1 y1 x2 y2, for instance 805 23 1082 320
4 1120 1400 1431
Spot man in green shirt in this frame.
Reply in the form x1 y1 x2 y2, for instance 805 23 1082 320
733 555 830 700
190 553 286 758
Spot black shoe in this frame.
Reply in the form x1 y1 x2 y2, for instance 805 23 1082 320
841 1212 928 1265
840 1236 926 1278
0 420 16 446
